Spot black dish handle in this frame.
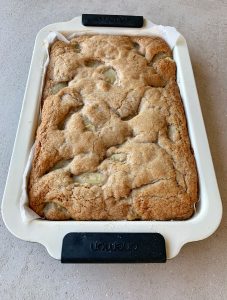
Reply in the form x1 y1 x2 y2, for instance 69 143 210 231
61 233 166 263
82 14 144 28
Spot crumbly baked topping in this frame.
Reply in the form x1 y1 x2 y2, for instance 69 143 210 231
29 35 198 220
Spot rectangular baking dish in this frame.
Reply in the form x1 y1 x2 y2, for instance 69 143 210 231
1 15 222 261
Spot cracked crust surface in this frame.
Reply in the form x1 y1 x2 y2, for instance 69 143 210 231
28 35 198 220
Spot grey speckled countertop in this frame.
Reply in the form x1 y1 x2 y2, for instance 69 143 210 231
1 1 227 299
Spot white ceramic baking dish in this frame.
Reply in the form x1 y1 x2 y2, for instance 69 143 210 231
1 16 222 261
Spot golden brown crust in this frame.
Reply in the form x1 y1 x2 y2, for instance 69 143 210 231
29 35 198 220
